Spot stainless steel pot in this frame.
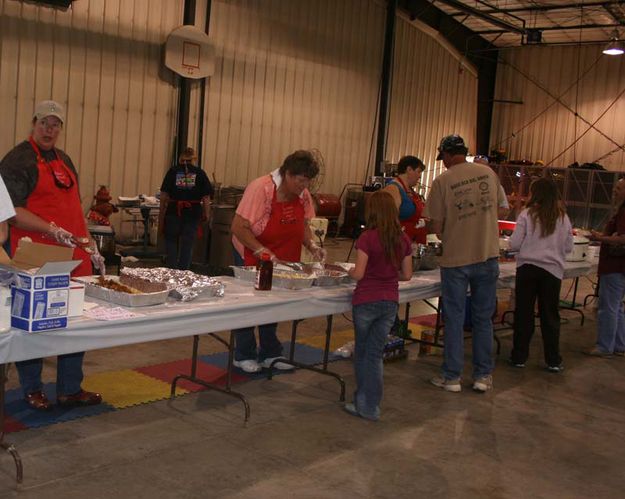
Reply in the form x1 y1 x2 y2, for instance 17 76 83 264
413 243 442 271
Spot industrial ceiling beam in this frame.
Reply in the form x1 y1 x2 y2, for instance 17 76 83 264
434 0 526 34
448 1 625 16
476 22 623 35
603 3 625 25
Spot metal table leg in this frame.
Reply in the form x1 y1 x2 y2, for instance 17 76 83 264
1 363 23 484
403 298 445 350
559 277 585 325
171 334 250 423
583 275 599 307
267 315 346 402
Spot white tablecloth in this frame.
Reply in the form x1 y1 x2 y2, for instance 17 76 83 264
0 261 594 364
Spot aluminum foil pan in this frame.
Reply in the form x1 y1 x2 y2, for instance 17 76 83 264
231 266 314 290
120 267 225 301
312 270 349 287
74 276 169 307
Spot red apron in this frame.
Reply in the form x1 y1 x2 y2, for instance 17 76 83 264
10 137 92 277
396 177 427 244
243 185 305 266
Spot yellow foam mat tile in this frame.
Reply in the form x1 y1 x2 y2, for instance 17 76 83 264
299 321 438 350
82 370 188 409
298 328 354 351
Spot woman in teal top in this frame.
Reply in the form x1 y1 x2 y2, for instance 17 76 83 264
383 156 427 244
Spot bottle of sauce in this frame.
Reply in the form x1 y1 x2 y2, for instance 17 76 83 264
255 252 273 290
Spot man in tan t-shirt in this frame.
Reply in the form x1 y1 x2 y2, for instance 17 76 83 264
423 134 503 394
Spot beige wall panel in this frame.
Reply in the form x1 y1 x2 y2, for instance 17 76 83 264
0 0 183 213
491 45 625 171
199 0 386 195
386 15 478 193
0 1 22 148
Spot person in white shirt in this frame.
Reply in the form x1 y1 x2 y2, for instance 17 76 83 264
0 175 16 244
508 178 573 372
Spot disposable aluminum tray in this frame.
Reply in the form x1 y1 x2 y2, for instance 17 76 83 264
231 266 315 290
74 276 170 307
313 270 349 287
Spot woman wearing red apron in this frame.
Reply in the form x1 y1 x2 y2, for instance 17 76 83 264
383 156 427 335
231 151 325 373
0 101 102 411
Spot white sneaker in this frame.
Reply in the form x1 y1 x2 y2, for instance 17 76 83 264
261 357 295 371
430 375 462 392
334 341 355 358
472 375 493 393
233 359 262 373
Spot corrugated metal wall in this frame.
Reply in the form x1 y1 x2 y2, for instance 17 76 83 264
0 0 479 211
491 45 625 171
386 14 478 192
192 0 386 196
0 0 184 211
193 1 478 196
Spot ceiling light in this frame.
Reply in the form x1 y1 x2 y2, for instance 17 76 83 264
603 32 624 56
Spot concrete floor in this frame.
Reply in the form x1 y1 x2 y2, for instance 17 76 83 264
2 240 623 498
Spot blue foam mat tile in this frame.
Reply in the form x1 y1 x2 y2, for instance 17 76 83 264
198 342 343 380
4 383 116 429
285 342 345 365
197 351 291 380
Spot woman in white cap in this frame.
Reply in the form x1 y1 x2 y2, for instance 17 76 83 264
0 100 103 411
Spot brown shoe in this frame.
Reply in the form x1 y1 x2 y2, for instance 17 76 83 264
582 347 613 358
614 350 624 357
57 390 102 408
25 391 53 411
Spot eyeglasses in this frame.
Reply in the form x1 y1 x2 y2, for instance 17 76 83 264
37 119 63 131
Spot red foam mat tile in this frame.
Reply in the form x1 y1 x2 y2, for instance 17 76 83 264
408 314 438 328
136 359 248 392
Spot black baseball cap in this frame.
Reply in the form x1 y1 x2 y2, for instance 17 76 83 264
436 134 468 160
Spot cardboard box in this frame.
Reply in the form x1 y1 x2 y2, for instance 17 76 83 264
68 282 85 317
0 240 81 332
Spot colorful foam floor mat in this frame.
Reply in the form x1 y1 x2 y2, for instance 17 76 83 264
3 334 352 434
3 305 513 433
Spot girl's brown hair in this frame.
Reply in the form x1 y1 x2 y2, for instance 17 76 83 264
526 178 565 237
365 190 403 266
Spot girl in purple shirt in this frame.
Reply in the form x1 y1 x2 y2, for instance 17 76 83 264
509 179 573 372
345 191 412 421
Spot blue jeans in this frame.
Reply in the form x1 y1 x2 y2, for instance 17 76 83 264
164 213 200 270
352 300 398 419
440 258 499 380
16 352 85 397
596 272 625 354
234 323 283 362
231 247 283 361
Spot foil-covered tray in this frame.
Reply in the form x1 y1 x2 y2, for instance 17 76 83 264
120 267 225 301
312 270 349 287
231 266 315 290
74 276 170 307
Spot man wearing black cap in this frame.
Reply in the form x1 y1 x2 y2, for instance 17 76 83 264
423 134 503 393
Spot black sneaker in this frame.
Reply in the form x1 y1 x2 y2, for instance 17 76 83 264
547 364 564 373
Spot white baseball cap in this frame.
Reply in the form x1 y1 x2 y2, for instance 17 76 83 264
33 100 65 124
